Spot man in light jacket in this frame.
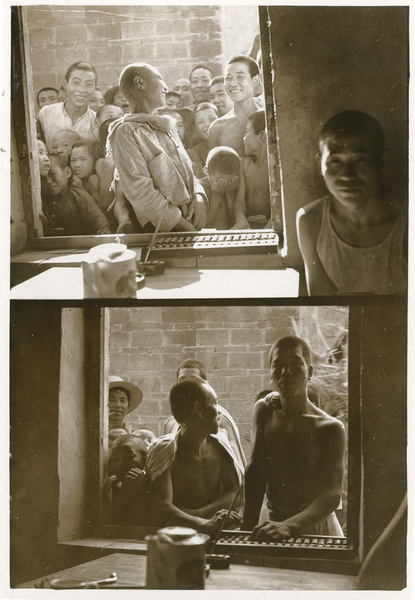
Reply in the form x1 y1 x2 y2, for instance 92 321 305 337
107 62 208 233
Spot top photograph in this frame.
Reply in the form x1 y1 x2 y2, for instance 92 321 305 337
9 5 408 300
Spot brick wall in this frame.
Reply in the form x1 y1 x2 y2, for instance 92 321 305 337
109 305 348 457
26 5 258 98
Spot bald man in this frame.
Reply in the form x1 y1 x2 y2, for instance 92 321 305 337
107 62 208 232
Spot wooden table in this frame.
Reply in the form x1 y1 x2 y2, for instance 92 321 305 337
10 267 300 299
19 552 357 590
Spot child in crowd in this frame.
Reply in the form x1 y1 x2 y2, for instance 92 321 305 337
43 153 111 236
95 117 137 232
107 434 153 526
241 110 271 228
204 146 249 230
109 427 129 447
165 91 183 110
37 139 50 177
156 107 186 143
37 87 59 111
50 129 81 162
296 110 407 295
89 88 105 111
187 102 218 178
69 140 104 207
209 76 233 117
131 428 156 449
96 104 125 131
94 105 125 143
104 85 130 113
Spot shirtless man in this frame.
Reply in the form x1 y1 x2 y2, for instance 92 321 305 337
146 377 243 535
209 55 262 157
242 336 346 541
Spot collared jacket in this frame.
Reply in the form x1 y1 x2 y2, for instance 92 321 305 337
107 113 207 232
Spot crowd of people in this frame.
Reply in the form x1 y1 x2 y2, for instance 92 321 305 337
35 55 407 295
35 56 270 238
105 337 346 541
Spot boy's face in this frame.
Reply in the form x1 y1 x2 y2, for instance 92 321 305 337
270 344 312 400
225 61 256 104
194 108 218 140
97 105 124 128
51 131 79 159
45 157 71 196
89 89 105 111
65 68 96 110
209 83 232 116
208 167 239 191
171 112 185 142
113 89 130 113
190 68 212 103
38 89 59 109
109 439 147 479
70 146 94 180
166 95 182 110
243 120 261 156
319 133 382 206
37 140 50 177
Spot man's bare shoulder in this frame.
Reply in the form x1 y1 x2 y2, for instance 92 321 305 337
297 196 325 222
307 405 346 438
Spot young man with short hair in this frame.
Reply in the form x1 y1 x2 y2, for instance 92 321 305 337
209 76 233 117
188 65 214 107
146 377 243 535
37 61 99 150
37 87 59 111
162 358 246 468
243 336 346 540
297 110 407 295
209 55 262 157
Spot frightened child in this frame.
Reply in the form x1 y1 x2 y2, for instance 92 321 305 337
241 110 271 228
107 434 154 526
37 139 50 177
50 129 81 162
187 102 218 178
296 110 407 295
43 153 111 236
204 146 249 230
69 140 104 207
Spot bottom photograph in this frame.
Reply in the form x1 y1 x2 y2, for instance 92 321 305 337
10 301 407 592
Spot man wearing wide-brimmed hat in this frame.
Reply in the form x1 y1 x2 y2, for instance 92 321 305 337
108 375 143 431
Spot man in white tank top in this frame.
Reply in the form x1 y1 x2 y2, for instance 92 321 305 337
296 110 407 296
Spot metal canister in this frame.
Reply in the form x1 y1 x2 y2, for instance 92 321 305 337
145 527 209 589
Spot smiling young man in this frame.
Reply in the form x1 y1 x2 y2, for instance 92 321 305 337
107 62 208 232
209 55 262 157
296 111 407 295
242 336 346 541
37 61 99 150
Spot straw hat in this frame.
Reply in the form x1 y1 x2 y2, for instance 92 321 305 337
109 375 143 413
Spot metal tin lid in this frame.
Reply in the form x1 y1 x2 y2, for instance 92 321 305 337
158 526 197 541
